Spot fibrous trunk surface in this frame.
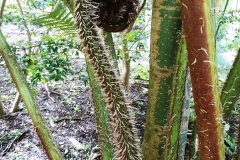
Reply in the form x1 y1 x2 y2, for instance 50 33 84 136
180 0 225 159
142 0 182 159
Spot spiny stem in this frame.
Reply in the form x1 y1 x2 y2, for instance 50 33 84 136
74 0 141 159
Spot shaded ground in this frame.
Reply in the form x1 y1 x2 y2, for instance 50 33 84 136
0 57 147 159
0 21 148 160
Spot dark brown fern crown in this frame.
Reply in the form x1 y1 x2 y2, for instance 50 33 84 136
91 0 139 32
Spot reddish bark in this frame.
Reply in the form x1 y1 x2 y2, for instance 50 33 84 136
180 0 224 159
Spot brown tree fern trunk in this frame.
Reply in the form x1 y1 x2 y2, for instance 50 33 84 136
180 0 225 159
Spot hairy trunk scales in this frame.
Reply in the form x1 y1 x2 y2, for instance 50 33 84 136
180 0 225 159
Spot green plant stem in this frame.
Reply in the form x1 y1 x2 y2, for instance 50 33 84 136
119 0 146 90
142 0 182 158
121 38 130 90
221 49 240 120
16 0 32 54
103 32 119 75
86 60 114 159
61 1 116 158
0 88 5 116
164 34 188 159
15 1 32 110
0 30 63 160
0 0 6 25
177 69 191 159
10 92 21 113
215 0 230 36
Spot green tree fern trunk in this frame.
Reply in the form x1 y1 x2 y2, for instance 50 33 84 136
142 0 182 159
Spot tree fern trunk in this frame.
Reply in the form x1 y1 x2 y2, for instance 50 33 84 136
180 0 225 159
142 0 182 159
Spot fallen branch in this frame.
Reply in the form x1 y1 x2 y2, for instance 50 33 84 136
49 90 64 96
42 83 55 102
54 117 82 123
1 130 29 156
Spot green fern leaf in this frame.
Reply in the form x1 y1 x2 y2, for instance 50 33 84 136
33 4 76 35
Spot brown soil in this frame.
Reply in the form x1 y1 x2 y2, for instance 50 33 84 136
0 57 147 159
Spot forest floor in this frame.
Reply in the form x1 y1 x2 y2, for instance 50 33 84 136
0 24 148 160
0 56 148 160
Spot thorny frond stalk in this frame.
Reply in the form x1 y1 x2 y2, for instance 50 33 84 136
74 0 141 159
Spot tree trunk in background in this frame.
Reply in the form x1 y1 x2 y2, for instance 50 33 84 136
180 0 225 159
0 0 6 116
142 0 182 159
121 38 130 91
0 88 5 115
10 92 21 113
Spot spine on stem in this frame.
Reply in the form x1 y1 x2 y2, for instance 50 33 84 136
74 0 141 159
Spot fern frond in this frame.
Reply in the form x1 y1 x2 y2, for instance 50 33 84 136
33 4 76 35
